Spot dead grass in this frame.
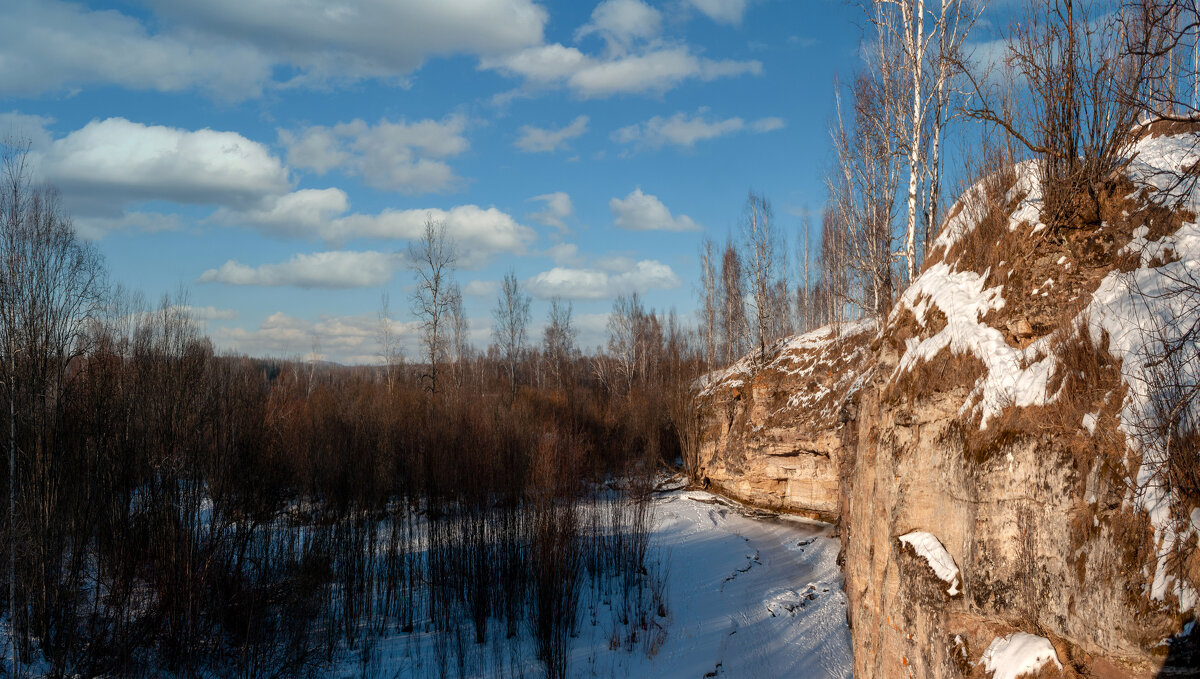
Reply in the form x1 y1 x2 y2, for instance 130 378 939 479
883 345 987 408
927 149 1019 270
1132 117 1200 140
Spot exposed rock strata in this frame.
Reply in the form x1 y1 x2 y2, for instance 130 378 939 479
695 132 1200 677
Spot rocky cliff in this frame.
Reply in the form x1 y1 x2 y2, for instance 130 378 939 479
697 129 1200 677
695 320 874 521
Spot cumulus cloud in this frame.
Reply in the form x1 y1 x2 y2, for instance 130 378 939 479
0 110 55 148
527 259 680 300
514 116 588 153
73 211 183 241
171 304 239 321
575 0 662 54
280 116 467 194
150 0 546 87
329 205 536 267
464 280 499 298
211 188 350 239
483 44 761 98
198 250 399 289
39 117 290 217
612 110 784 149
0 0 272 99
609 189 699 231
0 0 546 99
528 192 574 229
544 242 583 266
211 311 420 364
687 0 750 25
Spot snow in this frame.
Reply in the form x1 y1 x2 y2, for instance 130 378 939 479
1085 131 1200 613
1082 411 1099 435
898 531 961 596
331 491 854 678
890 263 1057 428
979 632 1062 679
907 131 1200 614
698 319 876 432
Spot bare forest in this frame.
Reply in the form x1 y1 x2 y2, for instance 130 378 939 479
4 0 1200 677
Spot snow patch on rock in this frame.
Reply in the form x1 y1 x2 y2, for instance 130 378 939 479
979 632 1062 679
898 531 961 596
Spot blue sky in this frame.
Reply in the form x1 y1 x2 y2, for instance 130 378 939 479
1 0 889 362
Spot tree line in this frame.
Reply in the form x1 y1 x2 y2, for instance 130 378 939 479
697 0 1200 368
0 144 703 677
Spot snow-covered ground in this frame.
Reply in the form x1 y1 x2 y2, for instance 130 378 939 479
339 490 853 678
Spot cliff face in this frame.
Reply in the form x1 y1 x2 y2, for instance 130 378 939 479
697 129 1200 677
694 321 874 521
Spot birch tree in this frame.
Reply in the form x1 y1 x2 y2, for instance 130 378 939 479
871 0 975 278
409 216 457 396
719 239 748 364
449 282 469 392
742 191 786 359
492 271 530 399
542 297 576 391
699 237 718 365
377 292 403 395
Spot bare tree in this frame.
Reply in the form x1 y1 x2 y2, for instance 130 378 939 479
719 239 748 364
409 217 457 396
542 297 576 391
608 293 643 394
1118 0 1199 118
741 191 787 359
964 0 1147 231
449 282 470 392
868 0 976 280
698 237 718 365
796 217 816 333
0 141 104 673
377 292 403 395
492 271 530 399
826 72 901 317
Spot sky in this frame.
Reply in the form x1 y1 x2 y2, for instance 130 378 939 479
1 0 894 363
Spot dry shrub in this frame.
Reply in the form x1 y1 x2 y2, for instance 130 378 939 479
883 345 987 408
929 149 1020 271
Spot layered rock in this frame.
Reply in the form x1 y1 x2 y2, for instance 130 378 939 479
694 321 874 521
696 130 1200 677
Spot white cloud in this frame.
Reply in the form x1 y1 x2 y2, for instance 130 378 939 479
0 111 55 148
329 205 535 267
0 0 547 99
544 242 584 266
171 304 239 321
527 259 680 300
198 250 398 289
0 0 272 99
750 116 785 132
211 188 350 239
514 116 588 153
687 0 750 25
528 191 574 229
484 44 761 98
280 116 468 194
612 110 785 149
73 211 183 240
150 0 547 87
610 188 700 231
211 311 420 364
40 117 290 216
464 280 498 298
575 0 662 54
